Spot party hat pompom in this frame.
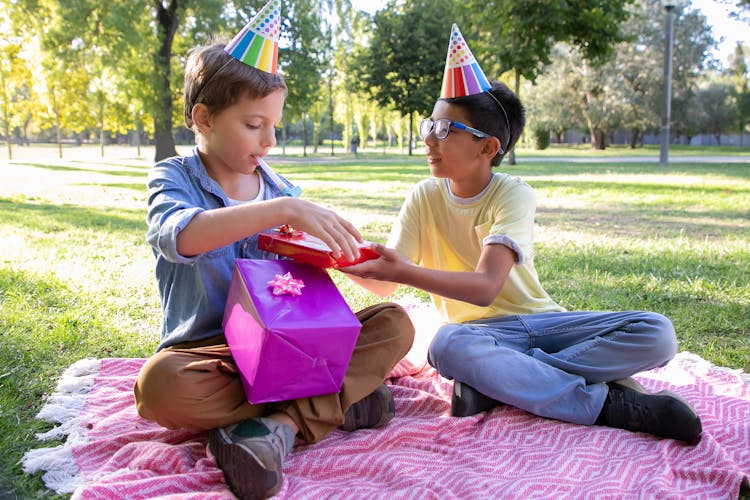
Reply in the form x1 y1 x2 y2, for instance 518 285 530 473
440 24 491 99
225 0 282 74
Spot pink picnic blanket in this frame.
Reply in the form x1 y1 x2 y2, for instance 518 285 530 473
23 314 750 499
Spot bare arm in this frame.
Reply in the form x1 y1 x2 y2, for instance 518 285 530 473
344 272 399 298
177 197 363 262
340 242 516 306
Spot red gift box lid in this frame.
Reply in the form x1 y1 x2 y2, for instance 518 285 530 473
258 225 378 268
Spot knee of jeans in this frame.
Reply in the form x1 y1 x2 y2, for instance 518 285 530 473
639 312 678 364
427 325 466 376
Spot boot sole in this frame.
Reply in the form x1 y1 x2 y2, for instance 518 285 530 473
209 428 282 499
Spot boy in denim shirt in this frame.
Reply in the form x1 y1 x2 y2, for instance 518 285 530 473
134 3 414 498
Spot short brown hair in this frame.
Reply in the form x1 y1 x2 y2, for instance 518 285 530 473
183 41 287 129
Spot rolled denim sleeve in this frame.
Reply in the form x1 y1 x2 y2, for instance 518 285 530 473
146 162 205 264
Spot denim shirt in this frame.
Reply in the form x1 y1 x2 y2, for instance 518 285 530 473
146 147 296 350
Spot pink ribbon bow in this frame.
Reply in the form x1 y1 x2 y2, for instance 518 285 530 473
267 272 305 296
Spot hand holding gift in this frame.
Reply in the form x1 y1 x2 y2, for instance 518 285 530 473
259 225 379 268
279 199 363 263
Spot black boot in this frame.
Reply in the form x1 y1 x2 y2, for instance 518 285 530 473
451 381 503 417
596 378 702 444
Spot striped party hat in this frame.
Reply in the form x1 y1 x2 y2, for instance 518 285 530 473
440 24 491 98
225 0 282 74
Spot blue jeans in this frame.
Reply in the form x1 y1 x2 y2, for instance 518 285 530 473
427 311 677 425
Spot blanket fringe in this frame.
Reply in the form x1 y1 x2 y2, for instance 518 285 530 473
21 358 101 494
21 444 84 494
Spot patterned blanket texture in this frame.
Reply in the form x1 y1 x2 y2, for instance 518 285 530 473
22 301 750 499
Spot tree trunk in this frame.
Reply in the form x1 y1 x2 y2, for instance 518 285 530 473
1 76 10 160
153 0 179 162
408 110 413 156
99 100 105 157
134 111 142 157
312 120 319 154
282 122 287 156
4 123 11 161
595 130 606 150
2 105 10 161
629 128 639 149
582 108 606 150
508 70 521 165
302 114 308 157
22 114 31 146
56 112 62 159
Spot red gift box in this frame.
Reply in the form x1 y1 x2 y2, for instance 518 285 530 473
258 225 379 268
222 259 362 404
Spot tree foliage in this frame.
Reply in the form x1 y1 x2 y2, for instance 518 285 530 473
280 0 328 155
467 0 634 84
355 0 458 154
525 0 717 149
0 37 35 159
2 0 745 156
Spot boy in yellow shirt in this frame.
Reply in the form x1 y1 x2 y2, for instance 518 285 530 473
344 24 701 444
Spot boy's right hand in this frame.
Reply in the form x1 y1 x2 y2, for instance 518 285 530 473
338 243 406 282
286 199 363 263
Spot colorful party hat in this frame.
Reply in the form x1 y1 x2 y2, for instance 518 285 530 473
440 24 491 98
225 0 282 74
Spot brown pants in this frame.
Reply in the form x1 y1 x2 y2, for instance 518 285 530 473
134 302 414 443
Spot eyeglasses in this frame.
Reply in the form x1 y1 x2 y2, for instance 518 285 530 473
419 118 492 141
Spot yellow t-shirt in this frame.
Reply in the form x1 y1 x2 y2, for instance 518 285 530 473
387 174 564 323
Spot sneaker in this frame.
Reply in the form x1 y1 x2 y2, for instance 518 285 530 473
342 384 395 431
451 381 503 417
596 378 702 444
209 418 294 500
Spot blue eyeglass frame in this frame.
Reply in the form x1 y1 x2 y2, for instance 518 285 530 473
419 118 492 141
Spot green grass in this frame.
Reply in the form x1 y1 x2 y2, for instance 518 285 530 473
1 147 749 498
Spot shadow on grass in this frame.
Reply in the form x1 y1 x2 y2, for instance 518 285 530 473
275 163 429 184
537 244 746 289
276 160 750 181
68 159 151 170
0 198 144 233
15 162 148 178
76 182 147 191
303 188 405 213
0 268 92 499
530 178 748 195
535 206 746 239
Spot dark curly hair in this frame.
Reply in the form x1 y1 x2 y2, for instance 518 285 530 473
440 81 525 166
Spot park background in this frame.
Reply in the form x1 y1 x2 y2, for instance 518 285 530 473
1 0 749 498
2 0 750 159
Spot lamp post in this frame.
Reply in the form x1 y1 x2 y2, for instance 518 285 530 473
659 2 676 165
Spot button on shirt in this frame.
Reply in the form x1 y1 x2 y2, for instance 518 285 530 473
146 148 293 350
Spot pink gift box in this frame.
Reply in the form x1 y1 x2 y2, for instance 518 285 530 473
222 259 361 404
